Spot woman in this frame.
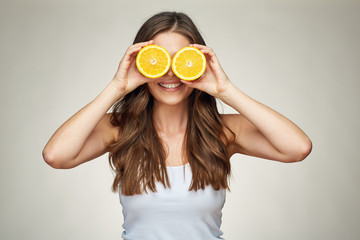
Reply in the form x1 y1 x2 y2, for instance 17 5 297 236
43 11 312 239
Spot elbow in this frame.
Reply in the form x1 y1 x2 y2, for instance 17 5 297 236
298 138 312 161
290 138 313 162
281 138 312 163
42 149 68 169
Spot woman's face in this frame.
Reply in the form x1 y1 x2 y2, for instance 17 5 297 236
147 31 194 106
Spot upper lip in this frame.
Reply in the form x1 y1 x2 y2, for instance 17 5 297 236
157 81 182 84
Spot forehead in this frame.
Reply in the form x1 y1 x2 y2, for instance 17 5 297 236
152 31 190 56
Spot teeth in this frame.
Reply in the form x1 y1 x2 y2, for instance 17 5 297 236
159 83 182 89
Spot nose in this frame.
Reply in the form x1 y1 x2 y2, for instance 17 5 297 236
165 66 175 77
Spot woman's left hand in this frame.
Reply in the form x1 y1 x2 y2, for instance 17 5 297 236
180 44 232 98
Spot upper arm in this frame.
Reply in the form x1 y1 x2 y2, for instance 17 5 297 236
222 114 287 162
66 113 119 168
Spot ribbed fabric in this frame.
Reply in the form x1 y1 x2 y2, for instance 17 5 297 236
119 163 226 240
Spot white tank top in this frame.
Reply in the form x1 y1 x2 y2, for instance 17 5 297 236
119 163 226 240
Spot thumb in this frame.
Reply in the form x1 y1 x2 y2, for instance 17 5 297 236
180 80 196 88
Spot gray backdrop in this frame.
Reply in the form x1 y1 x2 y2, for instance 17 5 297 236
1 0 359 239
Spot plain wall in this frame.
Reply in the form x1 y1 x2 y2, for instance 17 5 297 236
1 0 359 239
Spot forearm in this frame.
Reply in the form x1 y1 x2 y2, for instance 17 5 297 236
218 82 312 158
43 80 123 162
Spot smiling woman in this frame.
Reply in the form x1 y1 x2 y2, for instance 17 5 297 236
42 11 312 240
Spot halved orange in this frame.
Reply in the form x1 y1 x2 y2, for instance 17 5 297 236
136 45 171 78
172 47 206 81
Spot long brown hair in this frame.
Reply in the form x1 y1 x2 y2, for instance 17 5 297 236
108 11 235 196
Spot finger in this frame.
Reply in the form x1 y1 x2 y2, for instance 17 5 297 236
200 49 220 68
180 79 194 86
189 44 215 54
126 40 154 58
180 79 200 89
129 40 154 51
189 43 206 49
121 40 153 68
189 44 217 61
200 49 216 59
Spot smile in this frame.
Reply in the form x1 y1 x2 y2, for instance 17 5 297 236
158 82 183 89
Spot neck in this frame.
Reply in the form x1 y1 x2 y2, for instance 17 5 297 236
152 100 188 134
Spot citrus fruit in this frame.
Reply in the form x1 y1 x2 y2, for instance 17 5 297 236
172 46 206 81
136 45 171 78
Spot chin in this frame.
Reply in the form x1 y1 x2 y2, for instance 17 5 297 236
153 94 190 106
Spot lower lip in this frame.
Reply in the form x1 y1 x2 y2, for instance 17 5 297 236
157 83 184 92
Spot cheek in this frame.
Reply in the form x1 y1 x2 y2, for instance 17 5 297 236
147 82 157 95
185 87 194 97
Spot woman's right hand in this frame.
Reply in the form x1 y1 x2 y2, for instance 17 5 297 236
43 41 155 169
111 40 153 96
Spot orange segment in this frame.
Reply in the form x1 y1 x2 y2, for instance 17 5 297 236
172 47 206 81
136 45 171 78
